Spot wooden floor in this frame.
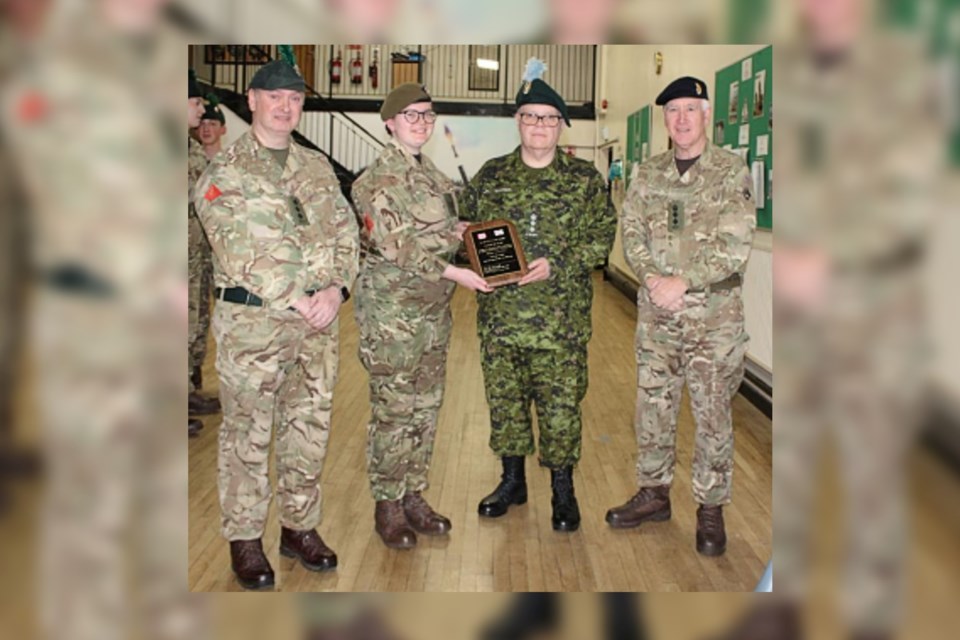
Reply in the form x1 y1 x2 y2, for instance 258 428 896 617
189 272 773 592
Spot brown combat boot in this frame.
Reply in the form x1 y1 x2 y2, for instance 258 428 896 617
188 418 203 437
402 491 451 535
605 486 671 529
188 392 221 415
696 504 727 556
280 527 337 571
229 539 275 590
375 499 417 549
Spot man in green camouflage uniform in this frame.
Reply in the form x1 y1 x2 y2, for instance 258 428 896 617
187 70 219 435
352 83 491 549
606 76 756 557
194 59 359 590
461 60 617 532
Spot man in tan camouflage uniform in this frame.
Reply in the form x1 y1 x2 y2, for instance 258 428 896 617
352 83 491 549
187 70 218 437
194 59 359 590
607 76 756 557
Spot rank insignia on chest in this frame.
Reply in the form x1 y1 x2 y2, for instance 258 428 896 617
668 201 684 231
290 195 308 226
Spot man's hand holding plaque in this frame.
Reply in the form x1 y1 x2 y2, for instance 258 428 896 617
463 219 529 287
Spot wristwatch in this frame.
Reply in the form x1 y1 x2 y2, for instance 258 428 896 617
339 286 351 302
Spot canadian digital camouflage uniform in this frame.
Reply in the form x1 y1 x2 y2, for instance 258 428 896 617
460 147 617 468
351 139 461 501
187 135 212 393
621 139 755 506
194 130 359 541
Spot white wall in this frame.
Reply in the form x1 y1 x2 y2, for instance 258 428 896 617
597 45 773 374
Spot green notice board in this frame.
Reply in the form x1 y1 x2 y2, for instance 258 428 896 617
625 104 652 187
714 46 773 229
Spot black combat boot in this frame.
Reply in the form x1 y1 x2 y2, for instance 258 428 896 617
478 455 527 518
550 467 580 532
482 593 557 640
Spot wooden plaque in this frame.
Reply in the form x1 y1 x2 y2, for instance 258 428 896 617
464 219 528 287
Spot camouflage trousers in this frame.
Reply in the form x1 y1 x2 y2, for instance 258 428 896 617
480 339 588 469
774 280 923 634
633 288 748 505
213 302 338 540
188 216 213 394
356 301 452 502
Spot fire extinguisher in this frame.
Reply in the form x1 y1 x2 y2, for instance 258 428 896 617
369 49 379 89
330 47 342 85
350 48 363 85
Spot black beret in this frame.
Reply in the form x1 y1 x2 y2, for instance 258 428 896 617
655 76 709 105
201 93 225 124
516 79 570 126
249 60 306 92
189 69 202 98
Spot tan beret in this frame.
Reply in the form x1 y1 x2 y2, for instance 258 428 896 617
380 83 432 121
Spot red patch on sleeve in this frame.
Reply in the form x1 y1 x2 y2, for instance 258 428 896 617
363 212 374 233
17 91 48 124
204 184 222 201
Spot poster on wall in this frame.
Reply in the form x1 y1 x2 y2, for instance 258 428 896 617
738 124 750 146
741 57 753 81
728 82 739 124
753 69 766 117
751 160 765 208
714 121 725 143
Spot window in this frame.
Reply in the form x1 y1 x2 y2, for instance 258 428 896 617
468 45 500 92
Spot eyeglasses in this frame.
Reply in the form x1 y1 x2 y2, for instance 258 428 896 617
400 109 438 124
518 112 562 127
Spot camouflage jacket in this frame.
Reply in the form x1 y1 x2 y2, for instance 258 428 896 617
621 140 755 291
460 146 617 348
194 130 359 311
351 139 460 310
188 136 207 219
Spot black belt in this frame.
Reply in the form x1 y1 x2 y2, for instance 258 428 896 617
688 272 741 293
216 286 265 307
37 264 114 298
215 286 320 310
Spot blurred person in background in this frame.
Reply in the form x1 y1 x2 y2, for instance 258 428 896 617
3 0 202 638
608 75 756 558
0 0 51 515
194 57 359 590
187 69 217 437
768 0 943 638
351 83 490 550
197 92 227 161
481 592 647 640
460 58 617 533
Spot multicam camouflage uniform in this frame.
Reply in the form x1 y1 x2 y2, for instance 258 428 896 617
187 135 212 393
621 140 755 506
460 147 617 468
351 139 461 501
774 33 937 635
194 130 359 541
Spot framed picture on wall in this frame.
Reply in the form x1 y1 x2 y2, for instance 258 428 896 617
728 82 739 124
468 45 500 92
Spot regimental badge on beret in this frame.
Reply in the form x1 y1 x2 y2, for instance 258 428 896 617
695 82 702 96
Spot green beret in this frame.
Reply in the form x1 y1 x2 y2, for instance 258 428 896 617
189 69 202 98
515 58 569 126
655 76 709 105
201 93 225 124
380 83 432 121
249 60 306 92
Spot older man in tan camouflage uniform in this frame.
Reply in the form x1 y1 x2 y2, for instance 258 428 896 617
195 59 359 590
607 76 756 557
352 83 491 549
